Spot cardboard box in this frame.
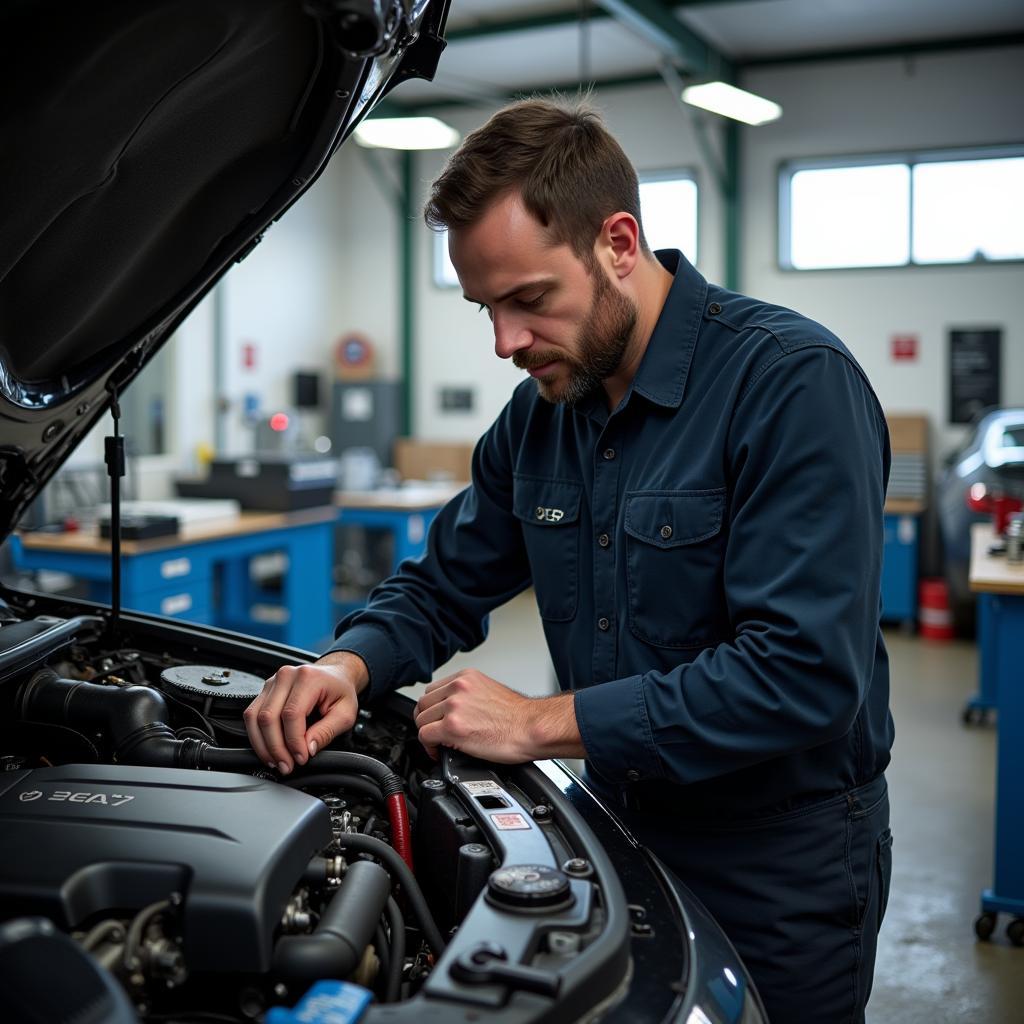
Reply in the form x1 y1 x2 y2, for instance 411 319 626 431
886 414 929 454
393 438 474 484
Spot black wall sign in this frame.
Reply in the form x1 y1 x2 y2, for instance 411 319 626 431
949 329 1001 425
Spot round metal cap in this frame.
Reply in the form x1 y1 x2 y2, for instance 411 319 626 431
160 665 264 705
486 864 572 912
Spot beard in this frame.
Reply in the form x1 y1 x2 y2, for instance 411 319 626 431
513 267 638 406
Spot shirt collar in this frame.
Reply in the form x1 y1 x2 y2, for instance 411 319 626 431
575 249 706 420
629 249 707 409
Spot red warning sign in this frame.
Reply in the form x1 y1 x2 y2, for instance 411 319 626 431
891 335 918 362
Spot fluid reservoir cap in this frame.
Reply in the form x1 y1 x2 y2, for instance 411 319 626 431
160 665 264 704
486 864 572 912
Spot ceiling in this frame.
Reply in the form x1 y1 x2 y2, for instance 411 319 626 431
390 0 1024 106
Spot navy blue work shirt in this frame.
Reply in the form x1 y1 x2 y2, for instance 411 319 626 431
329 251 895 819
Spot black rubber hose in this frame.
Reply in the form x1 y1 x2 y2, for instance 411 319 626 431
282 773 384 803
334 832 446 955
18 674 405 804
273 860 390 983
18 671 181 766
374 922 390 991
299 751 404 798
384 896 405 1003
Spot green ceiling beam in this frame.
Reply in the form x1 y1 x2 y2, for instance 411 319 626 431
447 2 732 76
740 31 1024 68
599 0 729 75
446 10 611 43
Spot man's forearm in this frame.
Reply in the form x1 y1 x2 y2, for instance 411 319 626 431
526 692 587 759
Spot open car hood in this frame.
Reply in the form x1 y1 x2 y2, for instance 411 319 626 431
0 0 449 538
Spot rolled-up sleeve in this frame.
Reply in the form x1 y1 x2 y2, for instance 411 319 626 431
574 344 889 785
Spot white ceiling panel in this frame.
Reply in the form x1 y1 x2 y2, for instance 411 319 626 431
392 1 1024 107
399 17 663 104
678 0 1024 60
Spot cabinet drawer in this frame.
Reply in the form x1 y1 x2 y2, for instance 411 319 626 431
125 580 211 622
126 550 212 591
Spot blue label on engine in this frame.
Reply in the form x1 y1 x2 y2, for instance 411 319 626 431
265 981 372 1024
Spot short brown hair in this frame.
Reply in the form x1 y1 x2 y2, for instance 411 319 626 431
424 97 649 260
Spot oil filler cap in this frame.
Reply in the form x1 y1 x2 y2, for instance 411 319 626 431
486 865 573 912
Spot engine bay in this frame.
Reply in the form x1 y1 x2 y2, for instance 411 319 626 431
0 598 634 1024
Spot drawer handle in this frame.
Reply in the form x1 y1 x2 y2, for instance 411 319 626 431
161 557 191 579
161 593 193 616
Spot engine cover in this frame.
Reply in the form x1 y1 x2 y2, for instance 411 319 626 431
0 764 331 972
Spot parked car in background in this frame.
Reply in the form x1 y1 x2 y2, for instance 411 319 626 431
0 3 764 1022
937 408 1024 632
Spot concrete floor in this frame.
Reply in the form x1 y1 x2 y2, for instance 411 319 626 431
869 630 1023 1023
402 600 1023 1021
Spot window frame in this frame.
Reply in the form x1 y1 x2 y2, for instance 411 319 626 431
429 167 702 288
778 143 1024 272
637 167 700 265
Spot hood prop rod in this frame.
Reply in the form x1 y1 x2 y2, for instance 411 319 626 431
104 379 125 639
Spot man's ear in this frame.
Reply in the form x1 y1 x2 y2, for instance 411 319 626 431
596 212 641 280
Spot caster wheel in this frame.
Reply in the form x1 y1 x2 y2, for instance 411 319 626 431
962 706 977 726
1007 918 1024 947
975 912 998 941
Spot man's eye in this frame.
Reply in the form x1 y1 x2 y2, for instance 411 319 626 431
519 293 545 309
477 303 493 320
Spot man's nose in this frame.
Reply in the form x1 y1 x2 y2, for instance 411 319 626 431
493 312 532 360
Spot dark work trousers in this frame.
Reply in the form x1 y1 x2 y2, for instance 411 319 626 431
618 774 893 1024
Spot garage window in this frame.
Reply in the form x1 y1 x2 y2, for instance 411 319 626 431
638 172 698 263
432 172 699 287
780 147 1024 270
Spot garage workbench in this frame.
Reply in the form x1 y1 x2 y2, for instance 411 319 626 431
335 485 462 566
969 522 1024 946
11 508 336 651
333 485 463 616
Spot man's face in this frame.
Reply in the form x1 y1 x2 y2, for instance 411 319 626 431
449 192 637 405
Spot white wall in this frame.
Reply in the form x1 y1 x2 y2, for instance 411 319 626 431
740 45 1024 466
410 83 730 441
69 141 405 501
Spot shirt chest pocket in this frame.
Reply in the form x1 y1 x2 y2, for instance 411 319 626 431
624 489 730 648
512 476 582 622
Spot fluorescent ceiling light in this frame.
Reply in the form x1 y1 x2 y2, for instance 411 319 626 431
681 82 782 126
354 116 461 150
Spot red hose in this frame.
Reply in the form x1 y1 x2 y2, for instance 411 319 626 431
387 793 414 873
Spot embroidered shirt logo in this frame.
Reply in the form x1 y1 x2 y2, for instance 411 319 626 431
534 507 564 523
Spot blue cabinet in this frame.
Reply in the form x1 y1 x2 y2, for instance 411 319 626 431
881 512 920 627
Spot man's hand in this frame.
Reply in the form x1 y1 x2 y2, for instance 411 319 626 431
413 669 585 763
243 651 369 774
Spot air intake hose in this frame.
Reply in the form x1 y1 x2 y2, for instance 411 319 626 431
273 859 390 982
18 671 414 869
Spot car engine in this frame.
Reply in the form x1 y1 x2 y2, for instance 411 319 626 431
0 601 634 1024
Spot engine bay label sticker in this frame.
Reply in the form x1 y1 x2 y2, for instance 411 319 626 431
490 812 530 830
462 780 503 796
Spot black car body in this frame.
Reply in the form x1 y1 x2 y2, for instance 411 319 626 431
0 3 765 1022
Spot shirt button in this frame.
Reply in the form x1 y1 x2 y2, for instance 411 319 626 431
708 302 722 315
625 769 640 783
598 533 610 548
660 524 673 539
597 616 610 631
603 448 616 461
535 507 545 520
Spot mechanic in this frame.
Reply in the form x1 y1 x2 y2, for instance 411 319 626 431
245 98 895 1023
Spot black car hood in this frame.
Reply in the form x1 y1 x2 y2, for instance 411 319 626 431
0 0 448 538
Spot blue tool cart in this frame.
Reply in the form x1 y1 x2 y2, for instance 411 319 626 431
11 508 336 651
968 523 1024 947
